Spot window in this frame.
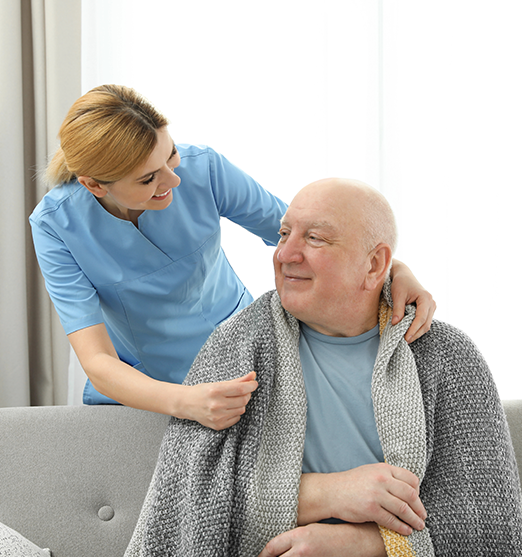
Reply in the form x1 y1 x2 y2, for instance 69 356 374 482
82 0 522 398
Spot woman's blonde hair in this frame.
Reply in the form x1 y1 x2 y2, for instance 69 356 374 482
46 84 169 186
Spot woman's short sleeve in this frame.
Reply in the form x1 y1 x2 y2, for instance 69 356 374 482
30 217 104 334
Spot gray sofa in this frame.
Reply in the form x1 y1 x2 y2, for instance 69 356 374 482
0 406 168 556
1 402 521 557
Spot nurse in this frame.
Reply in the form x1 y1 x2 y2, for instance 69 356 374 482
30 84 435 430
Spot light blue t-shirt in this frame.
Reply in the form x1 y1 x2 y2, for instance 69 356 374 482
299 322 384 474
30 144 287 404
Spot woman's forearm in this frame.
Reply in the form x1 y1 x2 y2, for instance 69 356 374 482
68 323 257 428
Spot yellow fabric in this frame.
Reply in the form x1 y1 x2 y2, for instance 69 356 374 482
378 297 393 336
379 525 417 556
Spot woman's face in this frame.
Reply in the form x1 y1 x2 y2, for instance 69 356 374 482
87 126 181 221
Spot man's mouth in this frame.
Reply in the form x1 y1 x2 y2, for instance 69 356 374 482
283 274 310 282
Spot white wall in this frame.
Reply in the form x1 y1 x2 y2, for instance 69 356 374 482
81 0 522 398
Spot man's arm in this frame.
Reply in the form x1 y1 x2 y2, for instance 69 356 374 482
413 321 522 553
258 522 386 557
297 464 426 536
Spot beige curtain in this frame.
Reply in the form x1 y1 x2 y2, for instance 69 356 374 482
0 0 81 407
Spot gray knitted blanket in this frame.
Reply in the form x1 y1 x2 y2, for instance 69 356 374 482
126 288 522 556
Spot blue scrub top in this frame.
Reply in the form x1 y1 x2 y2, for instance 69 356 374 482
30 144 287 404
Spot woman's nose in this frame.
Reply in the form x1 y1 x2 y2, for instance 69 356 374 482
168 169 181 189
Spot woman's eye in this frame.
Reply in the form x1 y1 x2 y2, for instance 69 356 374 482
142 174 156 185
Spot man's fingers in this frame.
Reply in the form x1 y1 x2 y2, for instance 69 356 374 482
383 467 427 531
390 466 420 491
258 531 291 557
378 510 415 537
381 491 426 532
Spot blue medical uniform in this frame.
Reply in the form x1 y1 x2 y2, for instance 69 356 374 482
29 144 287 404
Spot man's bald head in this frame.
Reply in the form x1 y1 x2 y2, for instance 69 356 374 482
274 178 397 337
292 178 397 255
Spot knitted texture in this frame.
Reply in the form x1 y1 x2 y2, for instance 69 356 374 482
0 523 52 557
127 288 522 556
374 283 434 556
125 291 307 557
410 322 522 555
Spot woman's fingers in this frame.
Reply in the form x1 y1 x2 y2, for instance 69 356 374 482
187 372 258 430
218 371 258 396
404 292 436 343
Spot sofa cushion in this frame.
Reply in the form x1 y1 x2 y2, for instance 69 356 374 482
0 405 168 557
0 522 52 556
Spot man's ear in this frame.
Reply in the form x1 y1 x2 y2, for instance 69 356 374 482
364 243 393 291
77 176 108 198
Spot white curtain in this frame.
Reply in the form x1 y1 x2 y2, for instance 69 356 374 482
76 0 521 400
0 0 81 407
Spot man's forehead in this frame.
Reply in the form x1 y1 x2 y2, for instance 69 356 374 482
281 195 349 233
280 214 338 232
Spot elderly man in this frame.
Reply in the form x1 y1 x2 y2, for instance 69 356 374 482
126 179 522 557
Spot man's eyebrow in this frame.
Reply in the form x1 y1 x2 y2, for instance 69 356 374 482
136 140 177 181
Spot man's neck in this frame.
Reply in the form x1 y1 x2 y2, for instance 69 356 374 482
301 307 379 338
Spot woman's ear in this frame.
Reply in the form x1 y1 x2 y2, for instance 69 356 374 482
77 176 108 198
364 243 393 291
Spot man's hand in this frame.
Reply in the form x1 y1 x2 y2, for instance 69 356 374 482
298 463 426 536
258 523 386 557
390 259 436 343
180 371 258 430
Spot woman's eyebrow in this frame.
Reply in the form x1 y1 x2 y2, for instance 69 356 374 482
136 169 158 181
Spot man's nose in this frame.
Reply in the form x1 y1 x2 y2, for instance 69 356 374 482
276 236 303 264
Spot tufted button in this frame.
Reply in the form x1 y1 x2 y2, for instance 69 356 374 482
98 505 115 521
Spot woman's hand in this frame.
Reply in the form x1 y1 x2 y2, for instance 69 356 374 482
180 371 258 430
69 324 257 425
390 259 436 343
258 523 386 557
298 463 426 536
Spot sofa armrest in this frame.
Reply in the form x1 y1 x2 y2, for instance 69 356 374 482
503 400 522 481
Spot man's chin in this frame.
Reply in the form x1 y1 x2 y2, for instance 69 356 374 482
277 292 307 321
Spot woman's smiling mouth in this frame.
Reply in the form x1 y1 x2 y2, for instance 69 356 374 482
152 189 172 200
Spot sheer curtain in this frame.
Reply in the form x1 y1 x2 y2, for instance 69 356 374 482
0 0 81 407
80 0 522 399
